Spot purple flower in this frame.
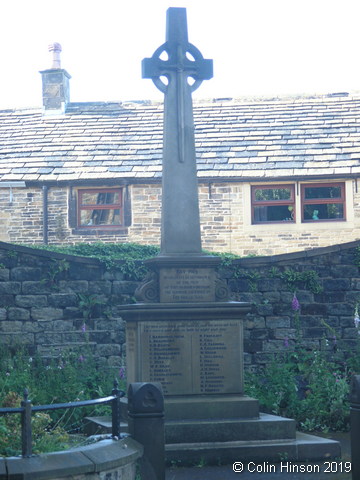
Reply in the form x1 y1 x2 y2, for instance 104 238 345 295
291 294 300 311
332 335 338 352
119 366 126 379
284 337 289 348
78 355 85 363
81 323 86 333
354 305 360 330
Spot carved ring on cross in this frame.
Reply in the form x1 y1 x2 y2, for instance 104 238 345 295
147 42 208 94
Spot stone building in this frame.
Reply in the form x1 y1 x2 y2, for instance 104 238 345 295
1 43 360 256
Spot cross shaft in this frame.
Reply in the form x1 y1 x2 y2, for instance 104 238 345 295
142 8 213 255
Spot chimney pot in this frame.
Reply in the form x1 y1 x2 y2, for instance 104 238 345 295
48 42 62 69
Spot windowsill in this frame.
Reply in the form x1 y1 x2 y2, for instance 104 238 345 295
252 221 295 225
72 228 128 235
252 219 345 225
246 220 352 231
302 219 346 223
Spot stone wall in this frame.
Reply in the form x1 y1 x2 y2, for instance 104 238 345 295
0 242 134 369
1 180 360 256
0 437 142 480
1 240 360 371
227 241 360 371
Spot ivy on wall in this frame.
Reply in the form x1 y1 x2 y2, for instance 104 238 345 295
25 243 324 294
25 242 160 280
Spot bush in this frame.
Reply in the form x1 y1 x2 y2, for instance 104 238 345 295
0 346 126 456
245 348 350 432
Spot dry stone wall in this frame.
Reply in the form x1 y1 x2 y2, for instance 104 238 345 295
0 242 133 370
1 240 360 371
227 241 360 371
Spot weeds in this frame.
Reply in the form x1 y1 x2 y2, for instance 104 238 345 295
0 346 126 456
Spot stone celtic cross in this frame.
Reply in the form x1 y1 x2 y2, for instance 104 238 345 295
142 8 213 255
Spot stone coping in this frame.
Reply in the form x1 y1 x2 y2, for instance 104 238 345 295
1 239 360 272
1 239 359 270
0 241 103 266
233 239 360 267
0 437 143 480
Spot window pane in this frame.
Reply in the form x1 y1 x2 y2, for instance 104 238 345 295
303 203 344 220
254 205 294 222
254 188 291 202
81 192 121 205
304 186 341 200
80 209 121 226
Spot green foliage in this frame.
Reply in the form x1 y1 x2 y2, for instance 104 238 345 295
230 268 261 292
203 250 241 267
0 391 70 456
77 293 106 320
43 259 70 287
269 267 323 294
0 346 125 456
24 242 160 280
245 349 350 432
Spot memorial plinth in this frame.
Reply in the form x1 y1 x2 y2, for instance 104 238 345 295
123 302 247 397
124 253 247 399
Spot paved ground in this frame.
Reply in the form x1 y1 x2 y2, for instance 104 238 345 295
165 433 352 480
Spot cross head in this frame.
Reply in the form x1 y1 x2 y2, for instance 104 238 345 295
142 7 213 93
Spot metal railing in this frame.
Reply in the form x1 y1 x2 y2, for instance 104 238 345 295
0 380 125 457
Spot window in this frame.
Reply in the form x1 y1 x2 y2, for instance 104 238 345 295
251 185 295 224
77 188 123 228
301 183 345 222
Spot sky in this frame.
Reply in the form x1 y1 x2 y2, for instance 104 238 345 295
1 0 360 109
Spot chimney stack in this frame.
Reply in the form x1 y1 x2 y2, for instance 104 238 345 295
40 43 71 114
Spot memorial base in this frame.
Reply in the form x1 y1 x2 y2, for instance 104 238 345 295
119 301 341 464
165 432 341 466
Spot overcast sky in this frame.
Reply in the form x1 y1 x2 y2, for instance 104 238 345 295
1 0 359 109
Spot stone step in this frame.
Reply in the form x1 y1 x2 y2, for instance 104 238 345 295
83 416 129 436
164 394 259 420
85 412 296 443
165 432 341 466
165 413 296 444
84 414 341 465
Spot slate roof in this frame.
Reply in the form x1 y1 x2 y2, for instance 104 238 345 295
1 94 360 184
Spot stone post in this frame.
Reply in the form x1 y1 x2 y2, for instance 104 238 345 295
128 382 165 480
350 375 360 479
21 389 32 457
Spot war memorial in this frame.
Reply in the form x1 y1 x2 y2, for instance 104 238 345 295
119 7 341 465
